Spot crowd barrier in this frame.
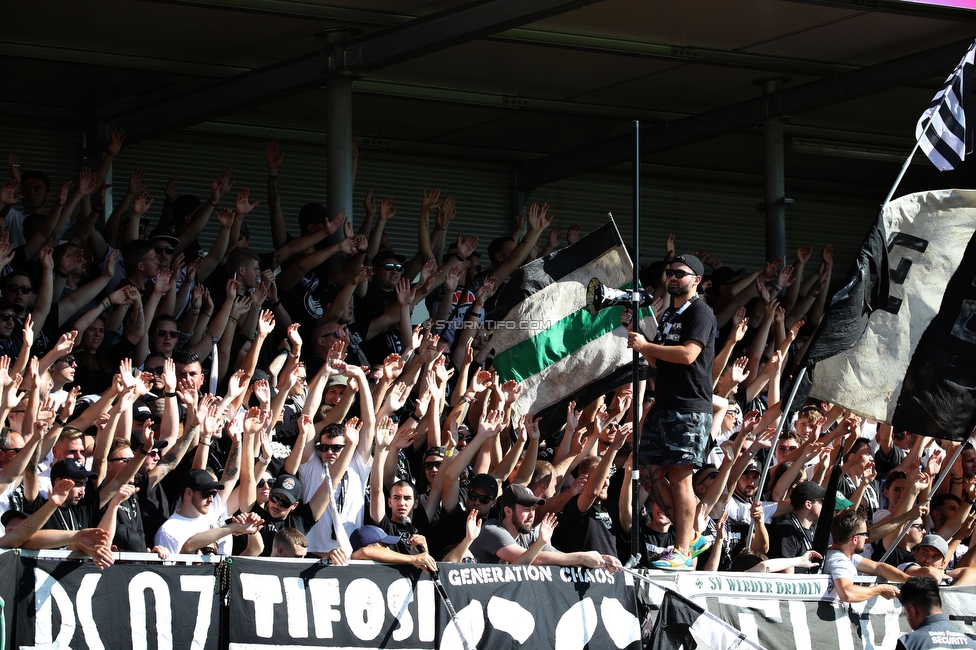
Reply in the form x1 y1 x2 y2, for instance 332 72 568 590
4 550 976 649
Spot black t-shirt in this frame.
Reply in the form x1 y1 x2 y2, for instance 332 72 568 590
135 472 171 549
41 480 100 531
651 296 716 413
872 539 915 567
370 510 431 556
252 502 319 557
552 494 618 558
99 488 147 552
281 270 326 334
768 516 816 574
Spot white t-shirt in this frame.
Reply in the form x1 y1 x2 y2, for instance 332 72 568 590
154 493 230 555
824 548 862 584
299 450 371 554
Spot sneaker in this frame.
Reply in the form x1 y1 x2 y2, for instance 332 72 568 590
689 534 712 559
650 548 693 570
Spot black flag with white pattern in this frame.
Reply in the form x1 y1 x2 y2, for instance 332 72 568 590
916 39 976 171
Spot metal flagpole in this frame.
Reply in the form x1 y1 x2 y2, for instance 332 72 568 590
744 366 807 549
631 119 642 564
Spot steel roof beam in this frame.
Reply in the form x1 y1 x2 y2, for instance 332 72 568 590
104 0 602 141
515 38 973 190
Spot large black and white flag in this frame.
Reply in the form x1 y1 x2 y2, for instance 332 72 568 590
809 189 976 441
916 39 975 171
490 220 655 422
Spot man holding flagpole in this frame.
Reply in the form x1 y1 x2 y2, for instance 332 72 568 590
628 254 716 570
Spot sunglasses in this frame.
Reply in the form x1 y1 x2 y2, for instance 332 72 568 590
108 456 134 463
316 443 345 453
154 246 175 255
57 356 76 366
257 478 276 488
381 263 404 272
3 285 32 295
269 494 294 507
665 269 694 279
148 450 160 458
467 493 493 505
0 314 13 322
1 447 23 453
424 461 442 471
199 490 218 499
156 329 179 339
147 366 165 376
911 523 927 531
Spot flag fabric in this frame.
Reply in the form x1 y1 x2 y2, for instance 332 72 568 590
648 587 763 650
489 219 655 420
808 189 976 442
915 39 975 171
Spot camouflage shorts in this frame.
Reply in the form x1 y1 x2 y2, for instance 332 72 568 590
638 409 711 468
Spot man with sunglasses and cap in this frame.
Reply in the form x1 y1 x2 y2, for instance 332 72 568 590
627 253 717 570
155 468 255 555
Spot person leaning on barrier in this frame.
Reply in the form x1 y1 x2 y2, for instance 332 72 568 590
824 507 908 603
897 576 976 650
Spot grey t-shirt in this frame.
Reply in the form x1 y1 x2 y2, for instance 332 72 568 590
469 519 556 564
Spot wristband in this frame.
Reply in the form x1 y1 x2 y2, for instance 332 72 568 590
468 310 483 319
202 312 212 318
56 270 68 279
444 449 455 458
258 455 271 465
461 396 474 404
453 252 466 263
206 199 217 207
54 416 66 427
164 391 177 398
200 441 211 447
967 497 976 506
190 310 200 316
409 412 423 423
269 300 281 308
229 317 238 323
135 446 150 455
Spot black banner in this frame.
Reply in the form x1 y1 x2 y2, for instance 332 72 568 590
434 563 641 650
0 552 17 650
229 558 438 649
16 557 220 650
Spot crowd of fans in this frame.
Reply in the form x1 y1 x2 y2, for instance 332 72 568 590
0 131 973 603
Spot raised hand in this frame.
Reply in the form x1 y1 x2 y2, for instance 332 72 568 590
235 188 259 216
265 140 284 174
210 168 235 203
107 128 126 156
131 191 153 216
0 179 20 206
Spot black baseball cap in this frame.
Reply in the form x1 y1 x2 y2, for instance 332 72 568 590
672 254 705 277
181 469 224 492
50 459 96 482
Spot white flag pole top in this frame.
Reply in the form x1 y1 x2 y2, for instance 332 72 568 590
882 39 976 209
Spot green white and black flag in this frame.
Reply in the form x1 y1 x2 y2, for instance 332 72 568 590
490 219 656 421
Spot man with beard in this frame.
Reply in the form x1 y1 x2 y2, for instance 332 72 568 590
824 507 908 602
469 484 614 569
627 254 717 569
